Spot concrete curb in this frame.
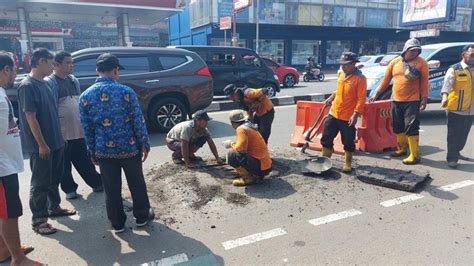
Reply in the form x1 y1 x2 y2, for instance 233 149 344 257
205 93 332 112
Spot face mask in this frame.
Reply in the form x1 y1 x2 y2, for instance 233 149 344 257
404 62 421 81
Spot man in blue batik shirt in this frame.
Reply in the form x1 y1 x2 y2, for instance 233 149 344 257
79 53 154 233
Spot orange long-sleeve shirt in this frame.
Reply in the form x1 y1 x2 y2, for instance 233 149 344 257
376 56 429 102
243 89 274 117
231 123 272 171
330 69 367 122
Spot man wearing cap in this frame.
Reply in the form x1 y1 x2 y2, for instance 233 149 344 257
223 110 272 186
223 84 274 144
370 38 429 165
79 53 154 233
321 52 367 173
166 110 223 168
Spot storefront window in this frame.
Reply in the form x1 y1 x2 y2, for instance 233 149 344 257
326 40 352 65
333 7 357 27
210 38 247 48
387 41 404 52
190 0 211 29
359 39 383 55
255 39 285 64
292 40 321 65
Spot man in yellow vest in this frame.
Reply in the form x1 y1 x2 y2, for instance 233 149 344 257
441 44 474 168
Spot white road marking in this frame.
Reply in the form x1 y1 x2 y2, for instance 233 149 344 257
380 194 424 207
222 228 287 250
142 253 189 266
439 180 474 191
308 209 363 226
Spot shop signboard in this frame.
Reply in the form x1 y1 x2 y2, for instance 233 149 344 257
400 0 457 27
234 0 252 12
220 16 232 30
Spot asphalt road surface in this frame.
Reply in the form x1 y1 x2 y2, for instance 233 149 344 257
8 103 473 265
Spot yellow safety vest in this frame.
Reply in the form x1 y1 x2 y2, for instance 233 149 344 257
447 63 472 112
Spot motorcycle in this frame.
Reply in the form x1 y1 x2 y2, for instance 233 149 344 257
302 65 325 82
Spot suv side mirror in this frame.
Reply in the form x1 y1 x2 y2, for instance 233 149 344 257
428 60 440 69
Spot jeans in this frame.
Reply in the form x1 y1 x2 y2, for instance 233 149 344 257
253 108 274 144
392 101 421 136
321 115 356 152
98 154 151 229
29 147 64 225
61 138 102 193
447 112 473 162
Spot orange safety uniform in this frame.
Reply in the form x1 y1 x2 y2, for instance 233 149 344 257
242 89 274 117
231 124 272 171
376 56 429 102
330 69 367 121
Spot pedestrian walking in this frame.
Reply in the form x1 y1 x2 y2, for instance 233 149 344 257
321 52 367 173
223 110 272 186
46 51 103 199
371 38 429 165
440 44 474 168
0 52 41 266
79 53 154 233
17 48 76 235
223 84 274 144
166 110 224 168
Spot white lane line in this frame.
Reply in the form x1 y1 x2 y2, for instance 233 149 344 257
380 194 424 207
439 180 474 191
222 228 287 250
308 209 363 226
142 253 189 266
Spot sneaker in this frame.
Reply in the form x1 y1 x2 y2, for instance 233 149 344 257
65 191 79 200
136 208 155 227
113 227 126 234
448 161 458 169
93 186 104 193
172 158 184 164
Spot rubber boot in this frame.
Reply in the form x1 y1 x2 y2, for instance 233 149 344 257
233 167 256 186
342 152 353 173
391 133 408 157
403 136 421 165
321 147 334 158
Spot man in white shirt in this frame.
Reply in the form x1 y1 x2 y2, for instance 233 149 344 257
0 52 40 265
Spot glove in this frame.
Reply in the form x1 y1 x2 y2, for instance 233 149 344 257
223 140 233 149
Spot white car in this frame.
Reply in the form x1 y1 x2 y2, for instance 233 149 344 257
356 55 384 69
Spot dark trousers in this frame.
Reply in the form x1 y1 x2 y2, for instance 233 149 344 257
61 138 102 193
98 155 151 229
166 137 207 159
29 147 64 225
227 150 272 178
392 101 420 136
253 108 275 144
447 112 473 162
321 115 356 152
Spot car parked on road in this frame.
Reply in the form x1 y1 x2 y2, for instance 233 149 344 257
261 57 299 88
171 45 280 97
356 54 384 69
361 43 470 101
6 47 213 132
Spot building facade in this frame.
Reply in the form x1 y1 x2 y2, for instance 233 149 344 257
169 0 474 68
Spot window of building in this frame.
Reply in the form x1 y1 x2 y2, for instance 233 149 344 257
359 39 383 55
387 41 405 53
210 38 247 48
189 0 211 28
256 39 285 64
326 40 352 65
292 40 322 65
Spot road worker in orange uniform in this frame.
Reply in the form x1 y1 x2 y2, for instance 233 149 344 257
223 110 272 186
370 38 429 165
321 52 367 173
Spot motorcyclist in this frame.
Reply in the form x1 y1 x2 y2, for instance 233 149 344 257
305 57 319 77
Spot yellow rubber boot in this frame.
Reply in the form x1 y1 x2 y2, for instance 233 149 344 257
321 147 334 158
342 152 353 173
233 167 256 186
403 136 421 165
391 133 408 157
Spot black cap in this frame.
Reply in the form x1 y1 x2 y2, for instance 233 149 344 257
96 53 125 72
338 52 359 65
193 110 212 121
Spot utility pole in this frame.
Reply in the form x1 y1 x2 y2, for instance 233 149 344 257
232 11 238 47
255 0 259 54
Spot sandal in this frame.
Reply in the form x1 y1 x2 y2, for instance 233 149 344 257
49 207 76 217
0 245 34 263
32 222 57 235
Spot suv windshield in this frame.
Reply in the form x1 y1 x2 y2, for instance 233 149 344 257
379 54 400 66
419 48 436 59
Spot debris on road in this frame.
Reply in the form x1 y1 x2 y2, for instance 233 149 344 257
356 165 430 192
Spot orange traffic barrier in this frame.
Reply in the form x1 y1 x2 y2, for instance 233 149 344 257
356 100 397 153
290 101 345 154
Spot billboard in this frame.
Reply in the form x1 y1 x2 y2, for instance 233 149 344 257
234 0 252 12
400 0 456 27
78 0 178 8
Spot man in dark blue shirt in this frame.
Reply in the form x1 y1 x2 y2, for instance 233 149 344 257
79 53 153 233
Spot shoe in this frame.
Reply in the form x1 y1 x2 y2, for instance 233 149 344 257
403 136 421 165
65 191 79 200
458 154 472 161
321 147 334 158
391 133 408 157
189 154 203 161
136 208 155 227
113 227 126 234
172 158 184 164
342 152 353 173
233 167 256 186
448 161 458 168
93 186 104 193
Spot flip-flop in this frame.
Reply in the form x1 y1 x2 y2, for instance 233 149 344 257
32 222 57 235
49 208 77 217
0 245 34 263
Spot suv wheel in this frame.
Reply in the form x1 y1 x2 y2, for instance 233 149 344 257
149 97 187 132
264 83 278 97
283 74 296 88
